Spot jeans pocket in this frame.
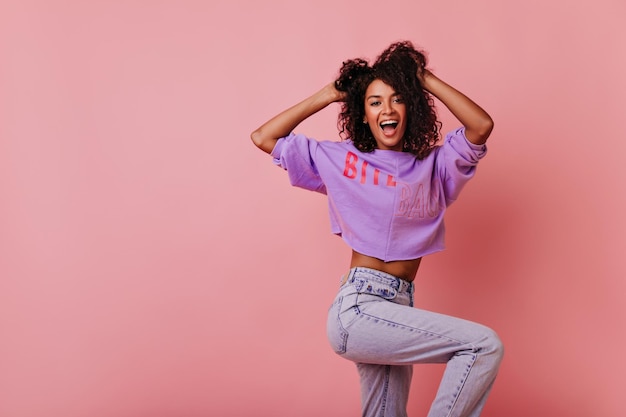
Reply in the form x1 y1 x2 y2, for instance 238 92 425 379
326 296 349 355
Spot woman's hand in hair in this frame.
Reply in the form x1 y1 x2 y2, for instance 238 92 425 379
328 81 348 103
417 68 433 90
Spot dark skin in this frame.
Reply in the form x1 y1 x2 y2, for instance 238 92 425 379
251 67 493 283
350 251 421 282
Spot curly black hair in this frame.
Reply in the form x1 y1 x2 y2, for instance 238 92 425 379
334 41 441 159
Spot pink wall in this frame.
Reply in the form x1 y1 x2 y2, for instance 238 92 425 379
1 1 624 416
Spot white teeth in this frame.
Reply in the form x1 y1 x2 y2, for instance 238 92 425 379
380 120 398 126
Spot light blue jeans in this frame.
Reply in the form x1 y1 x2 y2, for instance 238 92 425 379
326 267 503 417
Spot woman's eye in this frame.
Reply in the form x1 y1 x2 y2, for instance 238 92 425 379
370 101 381 106
394 97 404 103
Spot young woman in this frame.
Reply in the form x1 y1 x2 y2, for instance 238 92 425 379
251 41 503 417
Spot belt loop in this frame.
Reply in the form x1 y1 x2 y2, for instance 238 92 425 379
348 267 358 284
396 278 412 293
340 267 358 287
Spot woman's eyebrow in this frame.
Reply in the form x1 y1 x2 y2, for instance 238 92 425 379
367 93 400 100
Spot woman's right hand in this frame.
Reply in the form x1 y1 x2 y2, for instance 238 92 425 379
327 81 347 103
251 81 347 154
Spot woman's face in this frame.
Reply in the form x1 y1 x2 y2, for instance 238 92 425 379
363 79 407 151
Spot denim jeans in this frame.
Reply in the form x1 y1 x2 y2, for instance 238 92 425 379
326 267 504 417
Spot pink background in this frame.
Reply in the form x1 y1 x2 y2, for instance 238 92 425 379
1 1 625 416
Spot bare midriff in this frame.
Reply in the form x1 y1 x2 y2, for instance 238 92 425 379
350 250 422 282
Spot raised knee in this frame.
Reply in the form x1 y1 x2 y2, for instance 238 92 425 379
480 327 504 364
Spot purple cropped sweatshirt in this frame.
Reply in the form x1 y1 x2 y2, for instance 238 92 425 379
271 127 487 262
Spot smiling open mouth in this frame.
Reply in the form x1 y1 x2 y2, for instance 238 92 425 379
380 120 399 134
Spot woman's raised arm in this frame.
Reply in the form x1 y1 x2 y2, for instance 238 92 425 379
250 82 345 154
420 70 494 145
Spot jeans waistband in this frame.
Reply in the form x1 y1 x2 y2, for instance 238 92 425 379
345 267 414 294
